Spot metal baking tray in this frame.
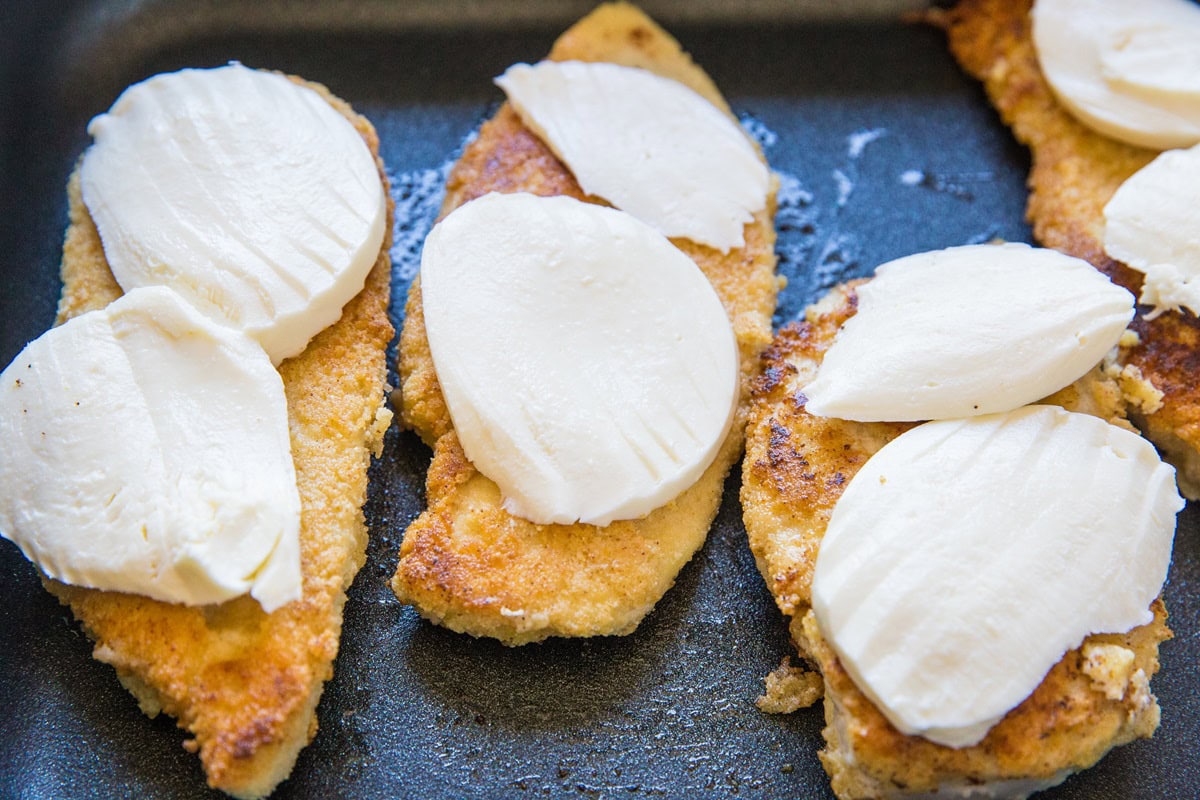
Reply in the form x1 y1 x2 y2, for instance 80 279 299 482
1 2 1196 797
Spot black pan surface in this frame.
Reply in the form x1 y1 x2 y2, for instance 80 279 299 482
0 4 1196 798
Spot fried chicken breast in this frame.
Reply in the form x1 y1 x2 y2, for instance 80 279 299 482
933 0 1200 499
741 283 1170 799
391 2 780 645
45 80 394 799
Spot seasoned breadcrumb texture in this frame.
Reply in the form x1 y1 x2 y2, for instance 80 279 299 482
933 0 1200 500
757 657 823 714
46 78 394 799
1082 643 1138 702
741 283 1172 799
391 1 780 645
1112 364 1164 415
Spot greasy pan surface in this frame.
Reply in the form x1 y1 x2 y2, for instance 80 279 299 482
0 4 1196 797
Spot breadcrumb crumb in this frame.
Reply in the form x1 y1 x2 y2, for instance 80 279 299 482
757 657 823 713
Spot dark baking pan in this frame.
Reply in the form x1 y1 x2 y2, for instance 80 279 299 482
1 2 1196 798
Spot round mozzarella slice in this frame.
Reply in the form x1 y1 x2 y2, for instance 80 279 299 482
813 405 1181 748
420 192 739 526
1104 143 1200 316
802 243 1134 422
0 287 301 611
1032 0 1200 149
496 60 769 252
80 63 387 364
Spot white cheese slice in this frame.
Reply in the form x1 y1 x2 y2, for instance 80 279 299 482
495 60 768 252
1103 143 1200 316
80 63 386 364
420 192 739 526
1101 28 1200 104
802 243 1134 422
1032 0 1200 149
0 287 301 611
813 405 1181 748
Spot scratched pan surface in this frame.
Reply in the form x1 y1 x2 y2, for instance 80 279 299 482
0 2 1197 798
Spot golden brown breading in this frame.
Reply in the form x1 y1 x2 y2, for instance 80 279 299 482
45 79 394 799
392 1 781 645
756 657 824 714
741 284 1170 798
932 0 1200 499
741 283 912 624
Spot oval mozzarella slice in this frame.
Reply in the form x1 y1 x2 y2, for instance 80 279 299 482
802 243 1134 422
1032 0 1200 149
1104 143 1200 316
813 405 1181 748
420 192 739 526
0 287 301 611
496 60 768 252
80 63 387 364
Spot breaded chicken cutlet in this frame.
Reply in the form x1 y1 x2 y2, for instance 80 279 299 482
933 0 1200 499
741 283 1170 799
392 2 781 645
46 80 394 799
